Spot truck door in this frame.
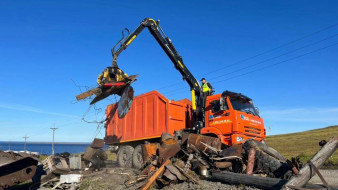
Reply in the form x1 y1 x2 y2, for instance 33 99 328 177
205 97 233 135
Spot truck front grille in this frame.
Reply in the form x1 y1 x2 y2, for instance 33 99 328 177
244 126 262 135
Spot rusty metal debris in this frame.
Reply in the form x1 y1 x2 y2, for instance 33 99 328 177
122 134 337 190
4 136 337 190
215 161 232 169
158 134 181 165
117 85 134 118
91 138 105 149
82 139 108 170
32 139 107 189
75 74 138 106
186 133 221 154
142 143 159 163
141 159 171 190
246 148 255 175
0 151 38 189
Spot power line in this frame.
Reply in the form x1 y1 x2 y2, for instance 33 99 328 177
199 23 338 77
152 22 338 92
208 33 338 81
161 32 338 95
212 42 338 85
164 42 338 96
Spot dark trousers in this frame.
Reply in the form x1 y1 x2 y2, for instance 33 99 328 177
201 91 210 107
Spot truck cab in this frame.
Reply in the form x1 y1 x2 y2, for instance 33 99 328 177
201 91 266 146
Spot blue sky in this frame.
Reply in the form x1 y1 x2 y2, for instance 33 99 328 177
0 0 337 142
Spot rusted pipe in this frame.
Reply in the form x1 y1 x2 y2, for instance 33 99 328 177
215 161 232 169
246 148 256 175
286 159 299 175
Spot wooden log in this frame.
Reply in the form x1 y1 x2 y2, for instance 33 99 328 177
212 171 288 190
141 159 171 190
283 136 338 189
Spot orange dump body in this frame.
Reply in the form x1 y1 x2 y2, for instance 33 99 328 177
104 91 192 145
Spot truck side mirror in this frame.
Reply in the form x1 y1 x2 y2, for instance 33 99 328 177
220 97 227 111
255 107 260 115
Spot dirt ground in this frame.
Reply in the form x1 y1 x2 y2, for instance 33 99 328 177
78 165 261 190
79 167 141 190
78 165 338 190
161 180 260 190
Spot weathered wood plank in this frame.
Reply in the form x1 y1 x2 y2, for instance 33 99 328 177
76 88 101 101
283 136 338 189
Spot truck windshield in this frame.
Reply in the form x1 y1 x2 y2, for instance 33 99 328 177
230 98 258 116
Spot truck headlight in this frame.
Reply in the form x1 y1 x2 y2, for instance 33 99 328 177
236 137 244 142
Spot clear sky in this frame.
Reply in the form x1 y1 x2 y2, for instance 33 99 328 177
1 0 337 142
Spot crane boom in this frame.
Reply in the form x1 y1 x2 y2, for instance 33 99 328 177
111 18 202 110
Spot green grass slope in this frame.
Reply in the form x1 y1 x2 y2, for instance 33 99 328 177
266 125 338 169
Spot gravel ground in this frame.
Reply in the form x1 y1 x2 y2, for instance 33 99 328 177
161 180 260 190
78 166 337 190
79 167 141 190
309 169 338 188
79 167 261 190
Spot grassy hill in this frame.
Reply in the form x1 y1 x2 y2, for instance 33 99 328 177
266 125 338 169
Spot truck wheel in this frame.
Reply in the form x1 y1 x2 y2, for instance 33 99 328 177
244 140 293 179
117 145 134 168
132 145 144 169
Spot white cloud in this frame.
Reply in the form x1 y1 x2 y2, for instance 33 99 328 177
0 103 80 119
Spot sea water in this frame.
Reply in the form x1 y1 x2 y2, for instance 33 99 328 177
0 141 91 155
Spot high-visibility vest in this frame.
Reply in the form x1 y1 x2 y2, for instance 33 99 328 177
202 82 210 92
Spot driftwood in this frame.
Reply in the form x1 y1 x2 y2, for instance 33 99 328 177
283 136 338 189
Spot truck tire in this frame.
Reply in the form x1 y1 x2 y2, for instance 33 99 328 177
243 140 293 179
117 145 134 168
132 145 144 169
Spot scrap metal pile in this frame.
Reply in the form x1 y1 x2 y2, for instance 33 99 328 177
34 138 108 189
124 133 338 190
1 136 336 189
0 139 108 190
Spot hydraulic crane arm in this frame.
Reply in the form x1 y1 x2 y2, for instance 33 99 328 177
111 18 202 110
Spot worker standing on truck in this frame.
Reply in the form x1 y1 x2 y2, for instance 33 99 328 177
201 78 213 95
201 78 213 106
97 65 128 86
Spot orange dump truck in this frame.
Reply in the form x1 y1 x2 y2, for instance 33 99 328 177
105 90 192 146
105 90 266 168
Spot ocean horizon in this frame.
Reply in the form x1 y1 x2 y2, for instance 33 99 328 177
0 141 92 155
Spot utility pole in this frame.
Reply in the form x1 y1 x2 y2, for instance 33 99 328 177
23 135 29 153
50 126 58 155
